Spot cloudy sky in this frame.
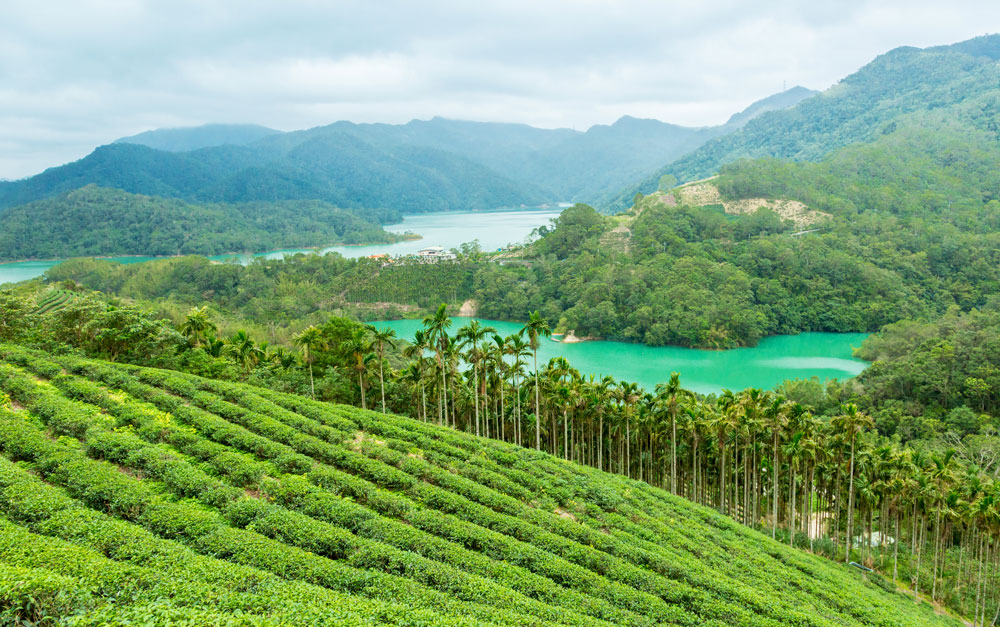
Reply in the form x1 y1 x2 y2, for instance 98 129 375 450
1 1 998 180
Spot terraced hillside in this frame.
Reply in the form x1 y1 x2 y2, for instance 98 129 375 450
32 289 77 315
0 344 960 626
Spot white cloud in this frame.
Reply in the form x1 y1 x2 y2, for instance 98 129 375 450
0 0 998 178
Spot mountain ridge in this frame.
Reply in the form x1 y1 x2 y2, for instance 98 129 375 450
0 87 815 215
602 33 1000 211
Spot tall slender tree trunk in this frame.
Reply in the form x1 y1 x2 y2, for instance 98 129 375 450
718 438 726 513
308 362 315 400
626 419 631 479
845 436 856 563
499 376 505 442
807 465 815 552
789 466 796 547
670 413 677 494
379 358 386 414
473 362 480 436
563 409 569 460
893 509 899 585
772 433 779 540
440 360 448 427
598 415 603 471
534 350 540 450
916 514 925 601
932 509 941 602
421 383 427 422
358 371 366 410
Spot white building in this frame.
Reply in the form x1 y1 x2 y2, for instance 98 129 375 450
416 246 456 262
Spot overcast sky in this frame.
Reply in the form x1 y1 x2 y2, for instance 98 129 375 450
1 1 998 180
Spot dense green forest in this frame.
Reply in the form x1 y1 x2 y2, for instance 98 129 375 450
474 118 1000 348
43 253 478 335
0 185 403 261
606 34 1000 211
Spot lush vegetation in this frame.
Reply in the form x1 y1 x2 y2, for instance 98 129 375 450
608 34 1000 211
42 252 478 337
472 115 1000 348
0 185 403 261
851 307 1000 441
3 282 1000 622
39 116 1000 350
0 338 964 626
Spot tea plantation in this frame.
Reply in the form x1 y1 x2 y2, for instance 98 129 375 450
0 343 960 626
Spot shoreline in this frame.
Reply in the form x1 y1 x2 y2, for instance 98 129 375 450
0 232 423 267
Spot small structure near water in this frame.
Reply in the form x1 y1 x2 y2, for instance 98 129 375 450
416 246 456 262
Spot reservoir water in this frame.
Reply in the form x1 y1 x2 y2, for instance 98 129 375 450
0 207 563 285
371 317 870 395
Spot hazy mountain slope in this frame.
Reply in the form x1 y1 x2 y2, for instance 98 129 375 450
115 123 282 152
0 134 547 213
605 34 1000 212
1 86 811 215
245 88 815 204
723 85 818 127
0 344 962 627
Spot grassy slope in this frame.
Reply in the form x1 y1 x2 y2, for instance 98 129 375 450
0 344 960 627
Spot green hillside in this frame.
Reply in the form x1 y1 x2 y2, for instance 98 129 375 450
0 185 401 261
605 34 1000 211
0 343 959 626
467 114 1000 348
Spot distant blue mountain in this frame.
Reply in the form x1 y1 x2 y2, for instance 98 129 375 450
115 124 281 152
0 88 814 214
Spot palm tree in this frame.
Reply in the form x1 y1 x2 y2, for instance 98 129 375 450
505 333 530 446
832 403 874 563
225 330 260 375
655 373 688 494
763 395 790 539
403 330 431 422
179 306 216 347
784 429 807 546
367 325 397 414
618 380 641 478
344 327 375 410
457 320 495 436
203 334 225 358
423 304 452 426
271 347 297 369
293 325 326 399
522 310 551 450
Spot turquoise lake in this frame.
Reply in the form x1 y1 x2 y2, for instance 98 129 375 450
371 317 870 395
0 206 872 390
0 207 563 285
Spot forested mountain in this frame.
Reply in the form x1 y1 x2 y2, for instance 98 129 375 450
476 111 1000 348
0 185 401 260
0 88 813 215
114 123 281 152
605 34 1000 211
0 138 546 214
